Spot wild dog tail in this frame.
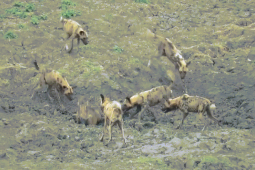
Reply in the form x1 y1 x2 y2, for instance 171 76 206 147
210 104 216 111
33 60 40 70
60 16 66 23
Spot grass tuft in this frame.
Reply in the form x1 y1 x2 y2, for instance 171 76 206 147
61 9 81 18
31 15 39 25
4 31 18 39
134 0 150 4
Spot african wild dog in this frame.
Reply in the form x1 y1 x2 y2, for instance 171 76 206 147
31 60 73 106
122 85 173 124
60 16 88 53
73 103 102 126
146 29 191 79
100 94 126 145
162 94 221 131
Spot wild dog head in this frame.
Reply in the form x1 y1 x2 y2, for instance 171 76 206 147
177 58 191 79
121 94 142 113
162 94 189 112
77 27 89 45
158 36 191 79
56 76 73 96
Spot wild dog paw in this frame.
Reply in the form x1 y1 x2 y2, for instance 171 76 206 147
136 122 144 131
65 44 69 51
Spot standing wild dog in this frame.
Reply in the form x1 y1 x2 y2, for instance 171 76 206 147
100 94 126 145
146 29 191 79
31 60 73 106
162 94 221 131
122 85 173 124
73 102 102 126
60 16 88 53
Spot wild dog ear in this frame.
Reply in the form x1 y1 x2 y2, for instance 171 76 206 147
79 30 85 36
100 94 104 104
182 94 189 100
166 38 175 49
125 97 131 104
186 61 191 67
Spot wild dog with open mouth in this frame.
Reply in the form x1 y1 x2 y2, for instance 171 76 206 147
162 94 221 131
73 102 102 126
31 60 73 106
99 94 126 145
60 16 88 53
146 29 191 79
122 85 173 124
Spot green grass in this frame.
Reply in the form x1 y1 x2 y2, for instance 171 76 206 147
60 0 80 18
200 155 234 168
39 14 48 20
5 2 36 19
113 45 123 53
60 0 76 10
82 61 102 78
4 31 18 39
61 0 76 6
135 157 168 169
31 16 39 25
61 9 81 18
25 3 36 12
18 24 25 29
13 1 25 7
18 12 28 18
134 0 150 4
6 7 21 15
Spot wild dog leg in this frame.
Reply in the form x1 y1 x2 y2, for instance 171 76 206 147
106 123 112 145
147 107 158 123
118 120 126 144
138 104 149 123
69 39 74 53
176 112 189 129
54 88 64 108
129 105 142 119
64 34 72 51
99 116 107 141
47 86 54 102
77 37 80 52
199 112 207 131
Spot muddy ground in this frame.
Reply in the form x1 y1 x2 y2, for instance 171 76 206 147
1 0 255 169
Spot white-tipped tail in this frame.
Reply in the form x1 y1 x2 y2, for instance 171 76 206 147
210 104 216 110
60 16 63 22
